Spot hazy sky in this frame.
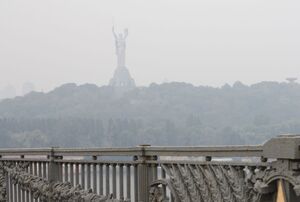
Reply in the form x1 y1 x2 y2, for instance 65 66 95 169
0 0 299 93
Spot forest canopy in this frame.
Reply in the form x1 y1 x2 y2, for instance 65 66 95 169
1 81 300 148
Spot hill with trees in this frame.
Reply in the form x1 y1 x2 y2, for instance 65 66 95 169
1 81 300 148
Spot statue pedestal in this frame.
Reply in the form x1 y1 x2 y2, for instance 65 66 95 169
109 66 136 88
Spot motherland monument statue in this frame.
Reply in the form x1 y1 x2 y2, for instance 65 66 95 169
113 27 128 67
109 26 136 88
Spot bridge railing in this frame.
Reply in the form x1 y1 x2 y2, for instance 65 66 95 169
0 135 300 202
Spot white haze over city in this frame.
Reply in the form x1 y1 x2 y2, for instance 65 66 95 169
0 0 299 95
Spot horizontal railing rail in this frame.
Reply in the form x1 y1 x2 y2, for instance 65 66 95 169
143 145 263 157
0 145 263 158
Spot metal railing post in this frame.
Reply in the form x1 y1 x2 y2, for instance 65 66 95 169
47 147 60 202
262 135 300 201
136 145 157 202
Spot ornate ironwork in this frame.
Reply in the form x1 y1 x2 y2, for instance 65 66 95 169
2 161 127 202
0 162 6 202
253 160 300 197
150 164 261 202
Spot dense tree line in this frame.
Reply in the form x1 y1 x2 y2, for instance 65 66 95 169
1 81 300 147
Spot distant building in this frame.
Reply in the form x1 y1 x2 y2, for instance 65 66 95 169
22 82 35 95
109 27 136 88
286 77 297 83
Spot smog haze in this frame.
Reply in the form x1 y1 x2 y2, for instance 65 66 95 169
0 0 299 92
